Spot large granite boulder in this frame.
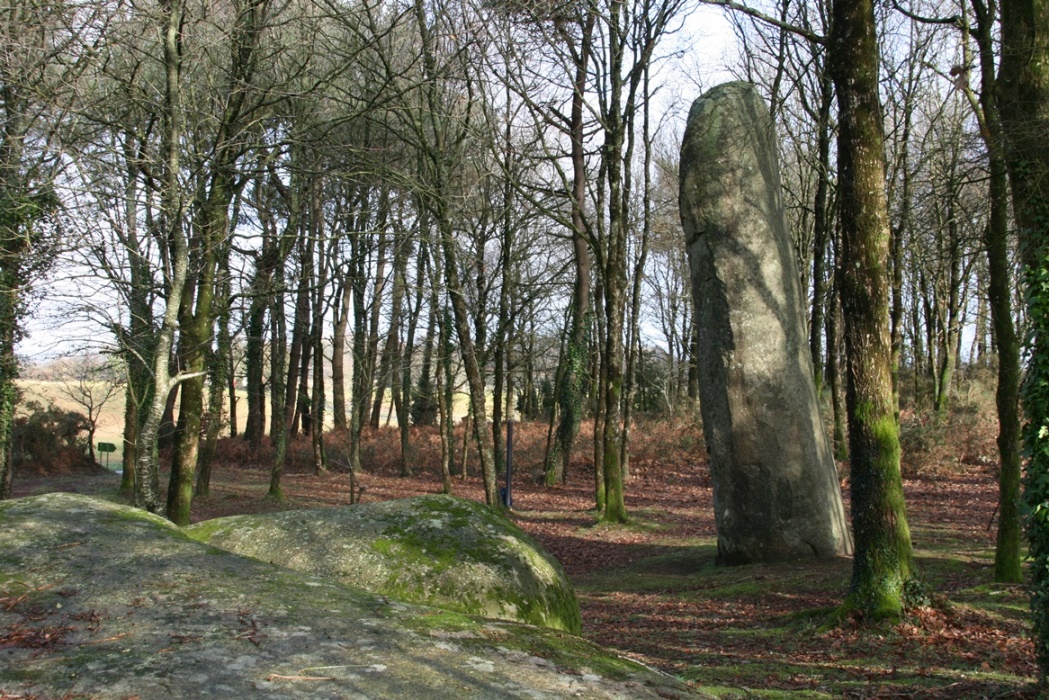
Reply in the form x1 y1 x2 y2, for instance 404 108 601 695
0 493 702 699
678 81 852 565
185 494 581 633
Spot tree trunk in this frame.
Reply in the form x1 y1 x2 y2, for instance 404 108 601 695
592 277 606 512
310 181 327 475
167 219 220 525
555 10 595 487
133 0 185 515
827 274 848 461
397 239 424 475
285 231 312 437
998 0 1049 678
196 258 232 497
543 313 570 485
437 305 454 494
829 0 914 621
332 279 351 431
414 273 438 428
933 217 963 419
966 0 1023 585
349 223 370 475
267 265 288 499
245 178 297 449
365 225 390 429
810 70 833 395
596 0 630 524
621 61 653 477
119 148 151 497
438 218 497 506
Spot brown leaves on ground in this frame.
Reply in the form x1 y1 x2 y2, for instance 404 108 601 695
0 623 73 652
11 415 1038 697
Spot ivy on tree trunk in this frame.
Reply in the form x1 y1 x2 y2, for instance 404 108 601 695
999 0 1049 681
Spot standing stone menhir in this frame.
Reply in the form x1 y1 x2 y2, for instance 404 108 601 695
678 81 852 564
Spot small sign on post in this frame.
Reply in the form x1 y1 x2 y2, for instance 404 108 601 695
98 442 116 470
503 420 513 510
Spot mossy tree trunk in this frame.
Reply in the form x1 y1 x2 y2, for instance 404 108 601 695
829 0 914 621
998 0 1049 680
962 0 1023 584
166 0 267 525
0 272 23 501
133 0 187 515
168 184 224 525
266 216 291 500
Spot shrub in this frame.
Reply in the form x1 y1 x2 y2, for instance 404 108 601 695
13 400 97 475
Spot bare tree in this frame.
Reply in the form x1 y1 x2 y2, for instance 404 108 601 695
50 355 123 467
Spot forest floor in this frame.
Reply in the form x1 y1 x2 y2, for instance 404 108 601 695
11 397 1038 698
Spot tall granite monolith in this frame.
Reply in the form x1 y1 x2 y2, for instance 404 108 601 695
678 82 852 564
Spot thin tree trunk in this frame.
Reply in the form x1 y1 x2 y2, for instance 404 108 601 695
555 10 595 486
621 61 653 477
286 229 312 437
827 273 848 461
398 240 424 475
120 154 154 497
332 279 351 432
268 265 288 500
437 304 454 494
365 225 390 428
196 254 232 497
592 278 606 512
967 0 1023 584
310 180 327 475
134 0 185 514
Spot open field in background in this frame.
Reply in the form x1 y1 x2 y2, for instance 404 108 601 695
8 375 1038 698
16 380 128 469
15 379 478 471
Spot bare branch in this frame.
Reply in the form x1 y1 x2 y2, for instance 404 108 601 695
698 0 824 45
889 0 964 28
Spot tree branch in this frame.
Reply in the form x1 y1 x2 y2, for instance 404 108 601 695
698 0 824 45
889 0 964 28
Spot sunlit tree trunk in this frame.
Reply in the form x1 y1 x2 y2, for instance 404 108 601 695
829 0 913 621
196 249 233 496
309 180 327 475
135 0 186 514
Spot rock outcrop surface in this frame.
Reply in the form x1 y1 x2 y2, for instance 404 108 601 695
0 493 702 699
185 494 581 633
679 81 852 564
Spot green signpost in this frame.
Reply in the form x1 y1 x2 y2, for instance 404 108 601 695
98 442 116 470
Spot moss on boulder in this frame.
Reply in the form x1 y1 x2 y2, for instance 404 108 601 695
185 494 581 634
0 493 705 699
